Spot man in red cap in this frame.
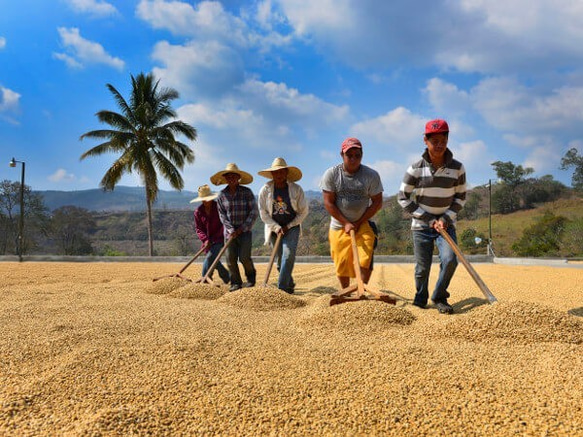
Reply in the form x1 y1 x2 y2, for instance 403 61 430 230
320 137 383 289
398 119 466 314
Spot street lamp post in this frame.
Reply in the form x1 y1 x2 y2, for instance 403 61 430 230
9 157 25 262
487 178 494 257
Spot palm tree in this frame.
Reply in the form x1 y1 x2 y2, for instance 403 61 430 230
80 72 196 256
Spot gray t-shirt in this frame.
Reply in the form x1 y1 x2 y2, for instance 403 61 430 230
320 163 383 230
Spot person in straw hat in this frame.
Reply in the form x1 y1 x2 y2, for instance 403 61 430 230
320 137 383 289
190 184 230 285
211 163 258 291
258 157 309 294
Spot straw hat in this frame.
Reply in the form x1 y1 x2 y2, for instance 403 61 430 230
190 184 219 203
210 163 253 185
257 157 302 182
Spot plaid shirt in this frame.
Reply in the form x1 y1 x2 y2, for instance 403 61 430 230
216 185 258 238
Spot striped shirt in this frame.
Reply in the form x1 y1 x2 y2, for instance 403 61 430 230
398 149 466 230
216 185 258 238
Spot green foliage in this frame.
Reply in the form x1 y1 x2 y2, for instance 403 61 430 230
0 180 51 255
50 206 96 255
492 161 534 187
80 72 197 256
459 228 487 253
560 148 583 191
559 217 583 257
100 245 128 256
374 198 410 254
491 161 566 213
458 191 481 220
511 211 567 257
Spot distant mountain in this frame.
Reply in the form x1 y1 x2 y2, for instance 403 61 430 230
35 186 197 212
36 186 325 212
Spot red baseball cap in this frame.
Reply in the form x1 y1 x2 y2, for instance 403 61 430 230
425 119 449 135
341 137 362 153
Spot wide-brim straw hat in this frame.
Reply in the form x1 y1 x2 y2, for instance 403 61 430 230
190 184 219 203
257 157 302 182
210 163 253 185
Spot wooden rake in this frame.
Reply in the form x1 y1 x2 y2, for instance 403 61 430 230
152 246 205 282
330 229 396 306
437 227 498 304
262 232 283 289
194 236 234 287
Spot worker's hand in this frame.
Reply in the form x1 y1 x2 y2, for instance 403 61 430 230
232 229 243 239
279 226 288 235
432 218 447 231
343 222 356 234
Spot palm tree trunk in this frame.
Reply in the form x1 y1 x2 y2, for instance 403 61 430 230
146 197 154 257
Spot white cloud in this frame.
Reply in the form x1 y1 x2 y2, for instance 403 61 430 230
53 27 125 70
138 0 250 46
151 40 245 99
0 86 20 112
238 78 348 126
351 107 426 151
523 145 564 177
0 86 21 124
369 159 406 196
276 0 351 36
274 0 583 74
137 0 291 52
424 78 472 117
472 77 583 134
48 169 77 183
66 0 118 17
0 37 6 49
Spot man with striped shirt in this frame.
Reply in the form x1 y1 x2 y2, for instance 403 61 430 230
398 119 466 314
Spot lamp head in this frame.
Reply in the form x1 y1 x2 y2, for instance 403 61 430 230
9 158 16 168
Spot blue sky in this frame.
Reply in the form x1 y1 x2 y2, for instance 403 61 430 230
1 0 582 198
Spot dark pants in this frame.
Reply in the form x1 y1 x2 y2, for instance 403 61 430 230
226 231 256 286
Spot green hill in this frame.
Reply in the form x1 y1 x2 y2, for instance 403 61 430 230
457 197 583 257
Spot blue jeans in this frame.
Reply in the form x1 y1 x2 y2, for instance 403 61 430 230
226 231 256 286
202 242 230 284
412 227 458 305
269 225 300 293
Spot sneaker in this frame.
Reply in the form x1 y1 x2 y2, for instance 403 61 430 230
412 301 427 309
434 301 454 314
229 284 242 292
243 282 255 288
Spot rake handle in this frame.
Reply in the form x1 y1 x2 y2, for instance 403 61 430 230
200 236 234 282
178 245 206 274
263 232 283 286
349 229 365 296
437 227 497 304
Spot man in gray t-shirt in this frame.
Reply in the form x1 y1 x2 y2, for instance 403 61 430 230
320 137 383 289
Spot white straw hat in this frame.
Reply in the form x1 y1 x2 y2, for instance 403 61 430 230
190 184 219 203
257 157 302 182
210 163 254 185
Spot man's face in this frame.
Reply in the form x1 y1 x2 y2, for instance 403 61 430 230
271 168 288 185
424 133 448 158
224 172 241 187
341 147 362 173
